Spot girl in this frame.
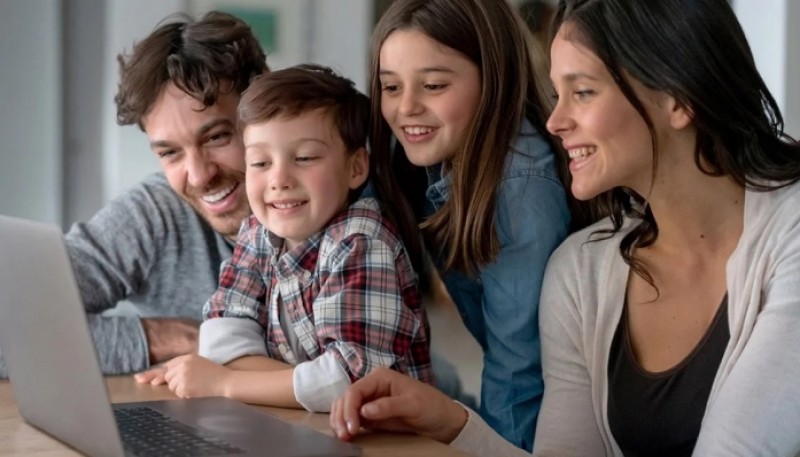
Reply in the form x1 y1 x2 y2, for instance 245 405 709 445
332 0 800 455
366 0 573 450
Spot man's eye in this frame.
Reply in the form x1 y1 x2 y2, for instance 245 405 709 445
207 132 232 144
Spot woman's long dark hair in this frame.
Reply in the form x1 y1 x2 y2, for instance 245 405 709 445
553 0 800 286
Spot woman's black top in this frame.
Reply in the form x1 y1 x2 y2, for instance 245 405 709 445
607 295 730 457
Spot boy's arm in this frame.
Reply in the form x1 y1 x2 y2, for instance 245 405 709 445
163 354 300 408
199 217 270 365
292 233 432 412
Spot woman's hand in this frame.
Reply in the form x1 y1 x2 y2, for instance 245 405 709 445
330 367 468 443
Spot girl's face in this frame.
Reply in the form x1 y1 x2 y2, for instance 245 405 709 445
378 29 481 167
547 25 673 200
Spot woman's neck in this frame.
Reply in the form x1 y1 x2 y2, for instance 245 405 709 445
646 168 745 256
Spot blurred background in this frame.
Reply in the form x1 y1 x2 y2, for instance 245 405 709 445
0 0 798 400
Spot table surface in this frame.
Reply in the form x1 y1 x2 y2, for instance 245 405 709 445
0 376 469 457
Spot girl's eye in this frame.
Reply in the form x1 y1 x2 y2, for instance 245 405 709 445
296 156 319 163
248 161 267 168
382 84 400 93
424 83 447 90
574 89 596 101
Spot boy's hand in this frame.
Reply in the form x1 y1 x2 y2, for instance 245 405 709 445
134 365 168 385
162 354 230 398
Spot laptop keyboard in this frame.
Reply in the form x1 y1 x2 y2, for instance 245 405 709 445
114 406 245 456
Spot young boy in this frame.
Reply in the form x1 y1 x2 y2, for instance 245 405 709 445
159 64 434 412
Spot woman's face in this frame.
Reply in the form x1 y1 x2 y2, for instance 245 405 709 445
547 25 672 200
378 29 481 167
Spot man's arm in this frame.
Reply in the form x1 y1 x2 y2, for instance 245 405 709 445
66 174 211 374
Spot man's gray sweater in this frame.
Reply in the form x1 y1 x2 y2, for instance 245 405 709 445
0 173 233 376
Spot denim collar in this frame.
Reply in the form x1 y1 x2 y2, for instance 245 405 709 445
424 162 451 210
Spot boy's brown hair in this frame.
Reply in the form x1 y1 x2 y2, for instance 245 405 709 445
115 11 268 130
237 64 369 154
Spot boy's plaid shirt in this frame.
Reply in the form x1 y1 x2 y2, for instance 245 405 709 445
204 198 434 384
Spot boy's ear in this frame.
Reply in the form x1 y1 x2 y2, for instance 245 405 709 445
348 147 369 189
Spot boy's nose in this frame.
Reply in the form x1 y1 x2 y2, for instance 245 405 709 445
269 163 294 190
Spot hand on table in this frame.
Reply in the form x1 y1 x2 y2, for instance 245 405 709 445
141 317 200 365
135 354 231 398
330 367 468 444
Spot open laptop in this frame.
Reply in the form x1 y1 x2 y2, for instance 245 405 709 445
0 215 361 457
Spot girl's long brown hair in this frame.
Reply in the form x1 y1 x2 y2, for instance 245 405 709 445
370 0 570 276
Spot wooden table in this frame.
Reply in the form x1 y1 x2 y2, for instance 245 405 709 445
0 377 469 456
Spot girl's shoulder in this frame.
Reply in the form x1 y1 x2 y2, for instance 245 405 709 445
502 120 559 183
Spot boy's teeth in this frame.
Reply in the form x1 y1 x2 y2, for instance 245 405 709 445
272 202 304 209
403 126 434 135
202 183 236 203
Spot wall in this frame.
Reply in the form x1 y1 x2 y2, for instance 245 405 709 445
0 1 63 224
735 0 799 138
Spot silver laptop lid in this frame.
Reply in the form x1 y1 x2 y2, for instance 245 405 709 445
0 215 125 457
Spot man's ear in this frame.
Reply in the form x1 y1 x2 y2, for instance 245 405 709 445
348 147 369 189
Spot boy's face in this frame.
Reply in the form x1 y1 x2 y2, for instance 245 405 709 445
243 108 368 250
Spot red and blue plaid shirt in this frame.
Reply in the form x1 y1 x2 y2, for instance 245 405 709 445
204 198 434 385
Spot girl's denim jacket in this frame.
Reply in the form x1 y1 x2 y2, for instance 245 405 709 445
425 120 570 451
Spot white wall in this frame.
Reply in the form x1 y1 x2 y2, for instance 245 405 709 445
0 1 63 224
735 0 800 138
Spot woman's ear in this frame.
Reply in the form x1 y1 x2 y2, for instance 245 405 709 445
667 96 693 130
348 147 370 189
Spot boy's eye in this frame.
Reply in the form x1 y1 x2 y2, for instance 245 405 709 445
248 161 268 168
295 156 319 163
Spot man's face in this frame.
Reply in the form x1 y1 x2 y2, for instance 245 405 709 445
142 83 249 239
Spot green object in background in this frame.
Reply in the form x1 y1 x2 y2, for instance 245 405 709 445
223 7 278 53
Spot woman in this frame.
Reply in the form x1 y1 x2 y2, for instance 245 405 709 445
331 0 800 455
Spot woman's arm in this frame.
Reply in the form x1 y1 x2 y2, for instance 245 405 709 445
693 220 800 455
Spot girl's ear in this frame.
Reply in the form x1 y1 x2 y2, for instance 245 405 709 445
348 147 370 189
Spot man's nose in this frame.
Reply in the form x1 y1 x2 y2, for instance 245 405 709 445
186 150 218 189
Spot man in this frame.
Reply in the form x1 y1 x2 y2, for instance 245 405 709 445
0 11 267 377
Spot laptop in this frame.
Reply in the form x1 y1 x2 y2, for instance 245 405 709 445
0 214 361 457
